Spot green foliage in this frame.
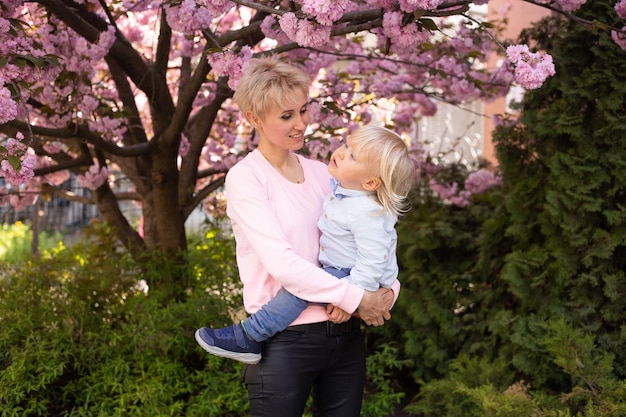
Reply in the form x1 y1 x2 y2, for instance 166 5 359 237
0 226 248 416
0 224 406 416
540 319 626 416
385 1 626 416
386 165 513 383
361 344 407 417
0 222 63 264
497 0 626 376
404 320 626 417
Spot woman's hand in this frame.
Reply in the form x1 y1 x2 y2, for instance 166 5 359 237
356 288 392 326
326 304 352 323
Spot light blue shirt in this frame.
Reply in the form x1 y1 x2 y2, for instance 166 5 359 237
317 179 398 291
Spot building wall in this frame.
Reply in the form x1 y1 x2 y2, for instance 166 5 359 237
482 0 550 165
415 1 548 168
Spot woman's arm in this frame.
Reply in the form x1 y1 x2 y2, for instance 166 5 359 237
226 164 365 313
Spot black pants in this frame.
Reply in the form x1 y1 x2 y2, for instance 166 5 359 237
243 318 365 417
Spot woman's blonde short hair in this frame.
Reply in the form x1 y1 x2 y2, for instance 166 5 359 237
233 55 311 120
350 125 417 217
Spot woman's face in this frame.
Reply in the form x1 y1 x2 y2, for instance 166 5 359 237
254 93 310 152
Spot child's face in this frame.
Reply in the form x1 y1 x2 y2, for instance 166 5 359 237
328 136 377 191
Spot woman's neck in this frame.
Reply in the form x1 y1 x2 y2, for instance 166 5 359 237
257 146 304 184
258 143 291 171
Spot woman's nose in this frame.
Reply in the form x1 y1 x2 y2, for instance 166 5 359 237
294 114 307 130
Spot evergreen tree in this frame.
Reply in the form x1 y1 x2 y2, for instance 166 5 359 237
388 1 626 414
495 0 626 378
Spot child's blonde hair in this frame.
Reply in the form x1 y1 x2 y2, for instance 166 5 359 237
233 55 310 120
349 125 416 217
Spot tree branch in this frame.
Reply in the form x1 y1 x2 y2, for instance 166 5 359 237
106 57 149 147
38 0 155 98
154 10 172 77
41 183 94 204
183 174 226 219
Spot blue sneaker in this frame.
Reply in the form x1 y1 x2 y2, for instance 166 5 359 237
195 322 262 364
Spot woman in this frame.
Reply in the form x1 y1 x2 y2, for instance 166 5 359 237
201 55 400 416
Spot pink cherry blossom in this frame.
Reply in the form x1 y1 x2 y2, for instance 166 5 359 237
612 27 626 51
429 179 472 207
398 0 444 13
465 169 503 194
44 169 71 186
506 45 555 89
616 0 626 19
261 15 286 42
205 0 234 16
207 46 252 90
0 0 602 208
0 86 17 124
165 0 214 33
179 133 190 158
428 168 502 208
1 152 36 186
43 142 63 154
294 19 332 48
8 185 39 211
301 0 355 26
279 13 331 48
538 0 587 12
77 165 109 190
382 11 431 49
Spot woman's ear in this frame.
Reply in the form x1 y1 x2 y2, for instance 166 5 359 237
362 177 382 191
246 111 261 128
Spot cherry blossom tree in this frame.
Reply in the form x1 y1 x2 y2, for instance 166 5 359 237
0 0 623 264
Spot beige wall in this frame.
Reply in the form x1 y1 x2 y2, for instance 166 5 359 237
483 0 550 165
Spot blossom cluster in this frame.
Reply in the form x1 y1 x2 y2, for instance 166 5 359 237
279 13 331 48
206 46 252 90
0 86 17 125
429 169 503 208
76 164 109 190
0 0 622 216
0 181 39 211
506 45 556 89
0 137 36 187
538 0 587 12
611 0 626 51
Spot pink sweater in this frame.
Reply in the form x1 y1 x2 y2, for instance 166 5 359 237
225 149 399 326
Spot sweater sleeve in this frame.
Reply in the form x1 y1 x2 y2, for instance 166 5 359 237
225 159 365 314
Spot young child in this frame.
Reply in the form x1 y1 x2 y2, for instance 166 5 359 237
195 125 416 364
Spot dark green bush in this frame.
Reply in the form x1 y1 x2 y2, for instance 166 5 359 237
379 1 626 415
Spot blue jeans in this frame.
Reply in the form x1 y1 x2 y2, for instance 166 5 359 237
244 266 350 342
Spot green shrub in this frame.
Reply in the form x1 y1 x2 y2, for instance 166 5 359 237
0 223 407 416
384 2 626 415
361 343 407 417
0 226 248 416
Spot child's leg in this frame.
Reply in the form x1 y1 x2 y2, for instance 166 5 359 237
194 287 306 364
322 266 350 279
244 287 307 342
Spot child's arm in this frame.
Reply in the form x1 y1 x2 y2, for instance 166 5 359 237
326 303 352 323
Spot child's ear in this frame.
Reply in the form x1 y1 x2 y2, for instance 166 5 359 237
363 177 382 191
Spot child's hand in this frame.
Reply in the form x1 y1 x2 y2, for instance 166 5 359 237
381 288 394 311
326 304 352 323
